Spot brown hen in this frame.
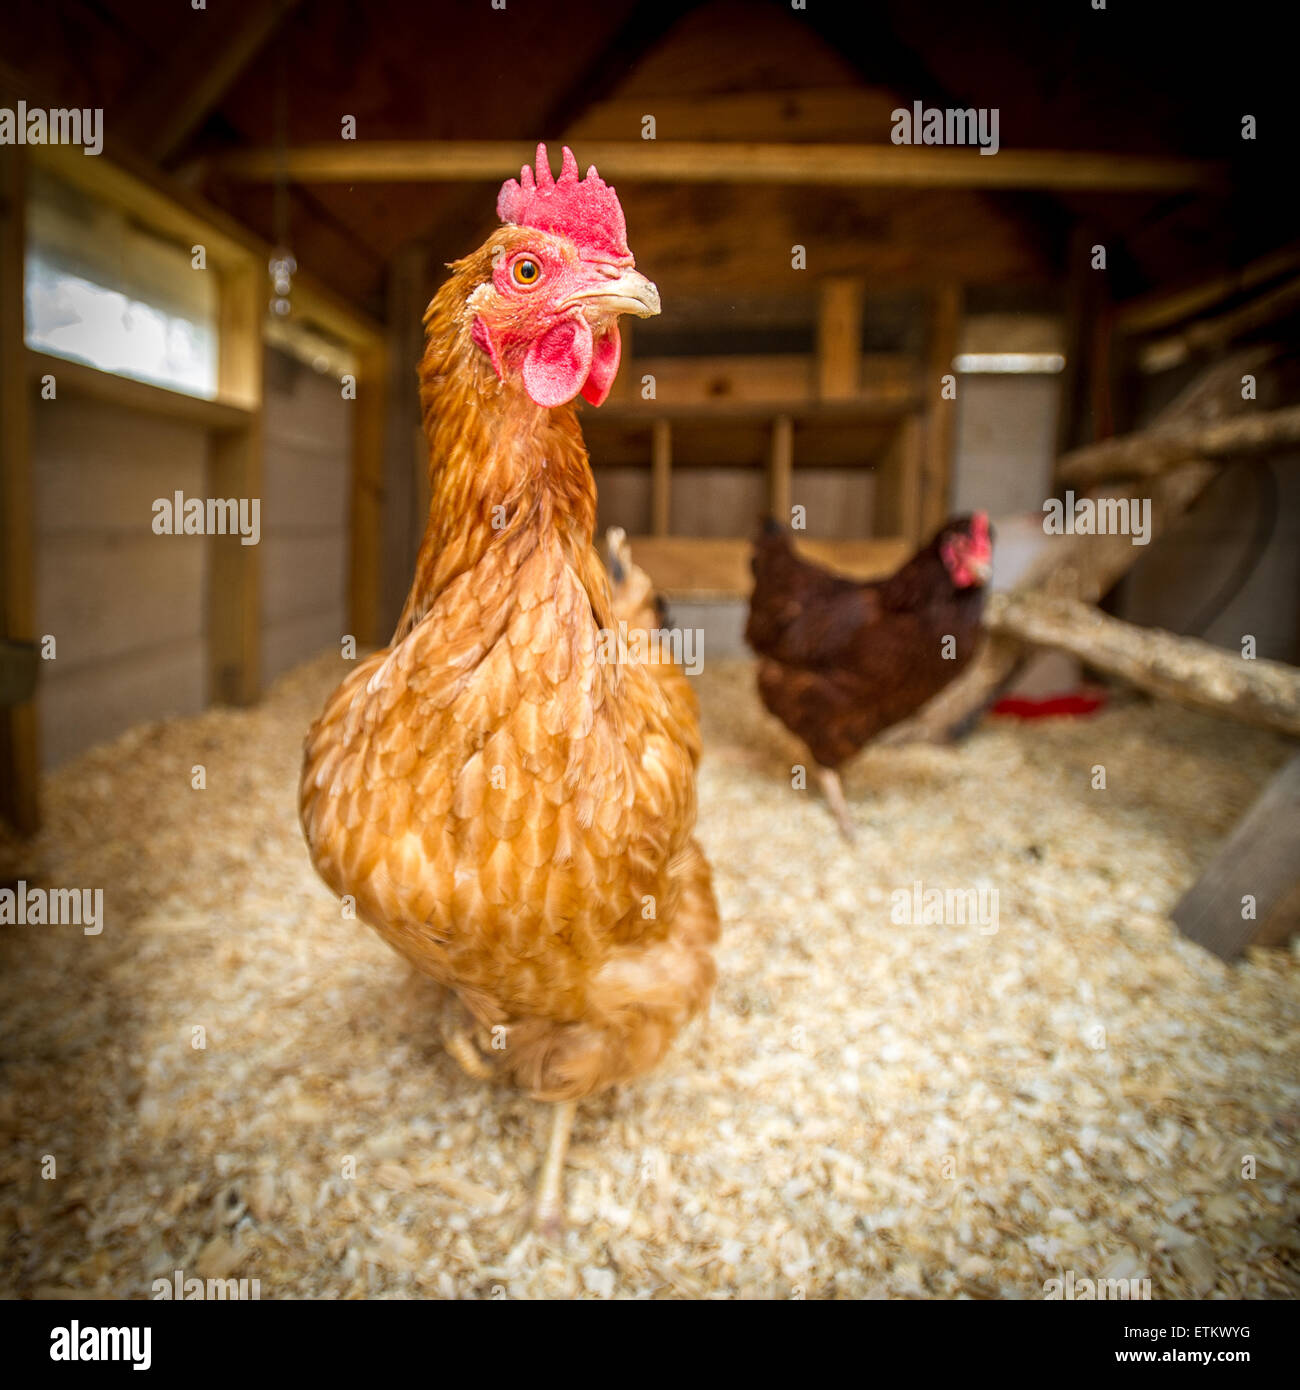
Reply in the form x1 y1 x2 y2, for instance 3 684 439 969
299 146 719 1230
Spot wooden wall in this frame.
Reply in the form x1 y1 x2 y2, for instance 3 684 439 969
260 348 350 684
33 397 208 767
29 348 351 770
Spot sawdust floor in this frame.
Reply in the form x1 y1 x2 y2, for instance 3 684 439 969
1 653 1297 1300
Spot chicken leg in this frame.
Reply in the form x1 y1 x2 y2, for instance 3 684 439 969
817 764 856 844
533 1098 577 1236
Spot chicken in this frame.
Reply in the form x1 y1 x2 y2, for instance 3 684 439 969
746 513 993 841
299 145 719 1231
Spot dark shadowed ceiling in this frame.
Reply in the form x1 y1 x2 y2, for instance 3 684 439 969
2 0 1291 322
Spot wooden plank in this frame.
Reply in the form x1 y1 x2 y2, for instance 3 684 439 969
349 343 388 647
1172 754 1300 959
26 350 252 432
768 414 793 522
650 419 672 538
1115 240 1300 336
1138 274 1300 373
217 260 263 411
922 283 961 533
874 414 924 547
626 536 911 599
816 278 864 400
1054 225 1103 468
606 352 917 415
207 263 263 706
210 141 1228 192
0 146 39 833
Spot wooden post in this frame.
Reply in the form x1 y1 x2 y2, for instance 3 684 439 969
874 413 923 547
1055 225 1109 471
1173 755 1300 958
922 283 961 535
0 147 39 833
349 342 388 647
769 414 794 523
651 418 672 537
208 259 263 706
382 243 427 636
817 278 864 400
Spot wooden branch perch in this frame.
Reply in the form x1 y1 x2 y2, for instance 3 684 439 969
1057 405 1300 489
1138 273 1300 373
986 592 1300 737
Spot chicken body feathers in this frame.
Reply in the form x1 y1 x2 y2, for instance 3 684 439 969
301 244 717 1102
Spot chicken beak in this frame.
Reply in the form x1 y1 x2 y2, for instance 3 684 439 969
564 269 661 319
969 555 993 584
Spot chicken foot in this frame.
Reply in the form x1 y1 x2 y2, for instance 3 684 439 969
445 1029 496 1082
533 1098 578 1237
816 764 856 844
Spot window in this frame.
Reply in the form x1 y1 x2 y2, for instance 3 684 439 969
24 169 219 399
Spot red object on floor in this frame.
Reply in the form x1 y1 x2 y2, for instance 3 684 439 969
991 690 1108 719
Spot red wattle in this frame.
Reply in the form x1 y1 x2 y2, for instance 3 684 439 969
581 324 621 406
521 313 594 408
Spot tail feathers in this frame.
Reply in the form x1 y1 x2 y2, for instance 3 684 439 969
605 526 658 631
606 525 629 585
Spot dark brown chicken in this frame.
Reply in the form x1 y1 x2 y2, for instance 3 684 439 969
746 513 993 840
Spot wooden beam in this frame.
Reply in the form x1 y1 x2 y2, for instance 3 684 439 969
0 147 39 834
651 419 672 537
1058 406 1300 490
1115 240 1300 337
207 262 263 706
1172 754 1300 959
922 283 962 533
769 414 794 523
1138 274 1300 374
598 353 917 418
349 343 389 647
209 140 1229 192
25 351 252 432
1054 225 1107 466
816 279 864 400
120 0 304 164
986 591 1300 737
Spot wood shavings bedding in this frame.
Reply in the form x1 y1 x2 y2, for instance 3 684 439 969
0 653 1296 1299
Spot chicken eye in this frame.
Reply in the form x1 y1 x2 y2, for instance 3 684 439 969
512 258 541 287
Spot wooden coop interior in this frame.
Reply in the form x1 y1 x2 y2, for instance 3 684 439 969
3 0 1300 1306
1 0 1297 956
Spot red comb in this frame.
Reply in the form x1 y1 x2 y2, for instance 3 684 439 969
497 143 630 261
971 512 990 545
